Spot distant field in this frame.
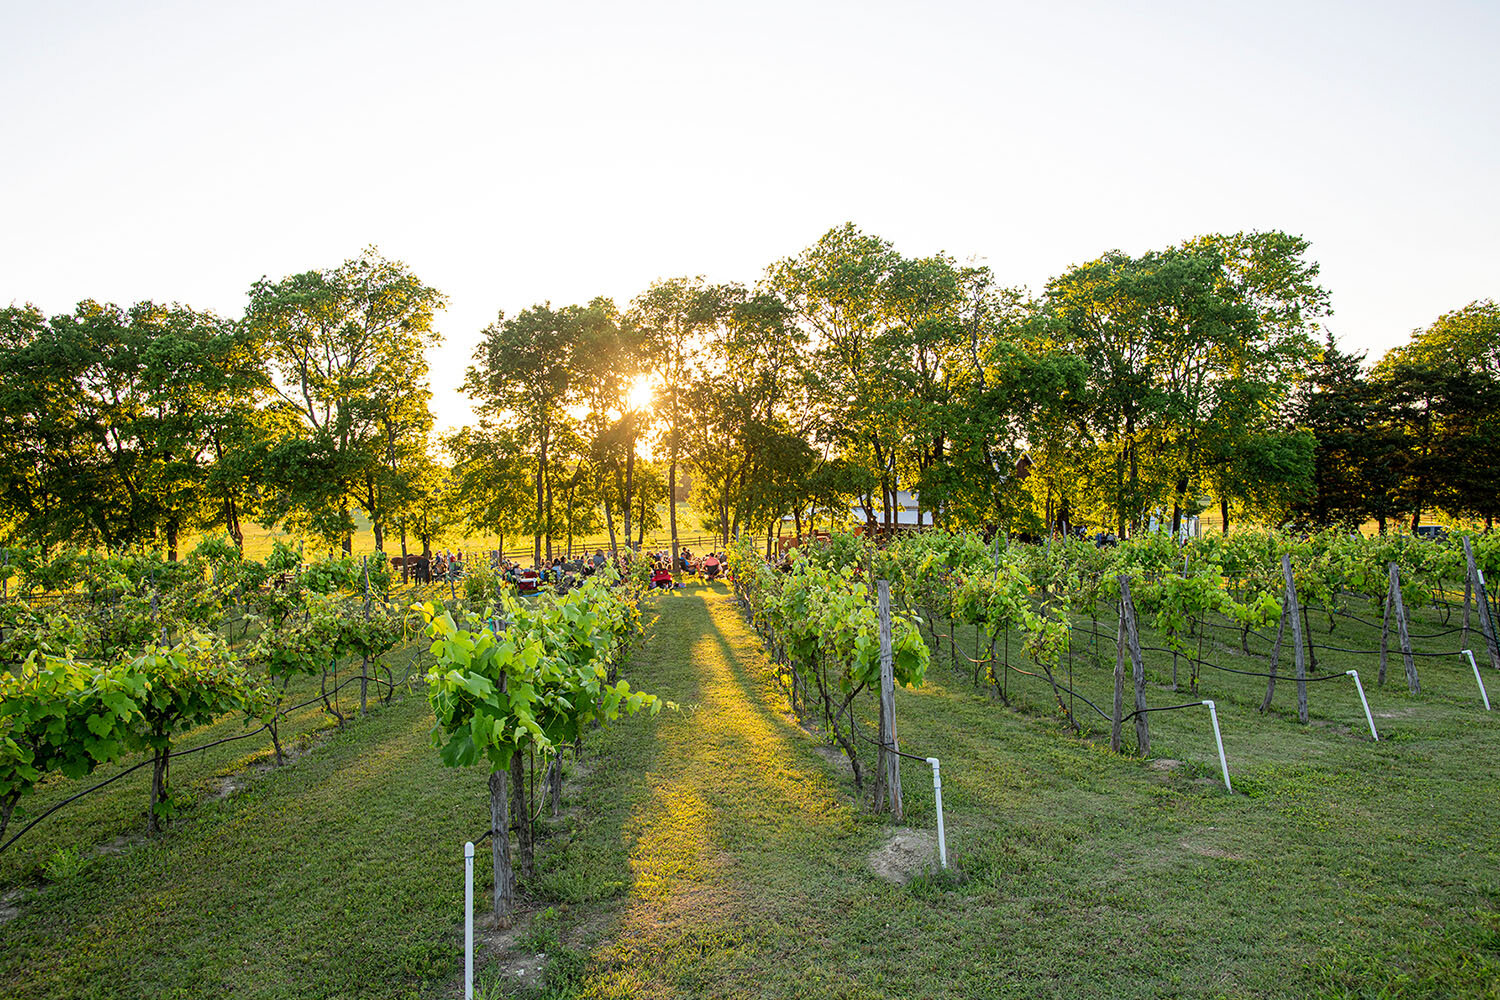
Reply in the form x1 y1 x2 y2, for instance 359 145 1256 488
192 507 725 565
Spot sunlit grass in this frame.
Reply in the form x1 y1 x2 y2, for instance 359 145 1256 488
2 584 1496 999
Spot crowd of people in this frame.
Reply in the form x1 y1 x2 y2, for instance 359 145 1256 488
391 542 735 595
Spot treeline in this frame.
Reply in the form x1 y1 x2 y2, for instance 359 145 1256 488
1 227 1496 563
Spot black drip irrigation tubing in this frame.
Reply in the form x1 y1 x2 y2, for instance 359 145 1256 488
1121 701 1207 723
1065 623 1350 682
1186 615 1277 643
0 672 406 855
1311 642 1459 658
848 721 934 764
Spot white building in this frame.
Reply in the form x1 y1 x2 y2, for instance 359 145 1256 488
851 490 933 529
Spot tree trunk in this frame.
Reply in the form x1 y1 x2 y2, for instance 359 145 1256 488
534 424 547 567
166 520 179 563
622 420 636 554
148 747 169 834
488 768 514 925
1220 497 1230 535
603 471 619 556
399 521 409 584
224 496 244 552
1115 430 1128 539
637 473 648 550
1171 476 1187 538
669 456 680 573
544 447 554 561
548 756 562 817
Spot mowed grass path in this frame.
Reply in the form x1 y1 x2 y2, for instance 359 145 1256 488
552 587 1500 999
3 586 1498 999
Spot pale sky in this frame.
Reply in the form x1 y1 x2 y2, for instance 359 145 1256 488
3 0 1496 431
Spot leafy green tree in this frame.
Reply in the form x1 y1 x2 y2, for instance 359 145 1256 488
770 224 912 533
1372 348 1500 530
631 278 733 567
446 423 538 559
1290 340 1394 529
1044 244 1301 537
572 297 649 555
0 301 267 556
467 302 579 564
245 247 445 553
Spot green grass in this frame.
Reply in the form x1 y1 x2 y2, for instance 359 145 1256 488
2 585 1497 998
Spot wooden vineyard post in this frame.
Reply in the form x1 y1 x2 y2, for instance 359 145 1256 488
1260 605 1286 713
1282 555 1308 724
876 580 903 820
1388 563 1420 695
1463 536 1500 674
1118 575 1149 756
361 556 371 715
1380 590 1391 686
1462 574 1472 650
1111 610 1126 753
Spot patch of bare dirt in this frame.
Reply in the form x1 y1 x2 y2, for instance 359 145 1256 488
1148 758 1182 772
814 743 854 777
0 888 23 926
96 833 141 855
477 925 547 993
1311 719 1353 737
213 774 248 800
438 904 615 998
1179 839 1242 860
1375 708 1415 719
868 828 937 885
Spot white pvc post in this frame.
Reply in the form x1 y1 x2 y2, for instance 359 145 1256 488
1462 650 1491 711
1346 670 1379 740
926 757 948 869
464 841 475 1000
1201 700 1232 793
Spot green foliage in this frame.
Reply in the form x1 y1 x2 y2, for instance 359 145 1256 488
422 575 662 775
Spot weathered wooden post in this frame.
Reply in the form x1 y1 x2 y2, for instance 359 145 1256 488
876 580 903 819
1281 555 1308 724
1260 605 1286 713
1111 615 1126 753
1118 575 1149 756
1463 536 1500 674
361 556 371 715
1387 563 1419 695
1379 590 1391 686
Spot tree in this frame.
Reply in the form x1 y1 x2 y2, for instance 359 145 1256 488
1373 346 1500 531
245 247 445 553
446 423 538 558
631 278 731 568
572 298 646 556
467 303 579 565
770 225 911 534
1290 340 1393 529
1044 244 1303 537
0 301 267 556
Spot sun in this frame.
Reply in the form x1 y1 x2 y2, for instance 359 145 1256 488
626 373 658 413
